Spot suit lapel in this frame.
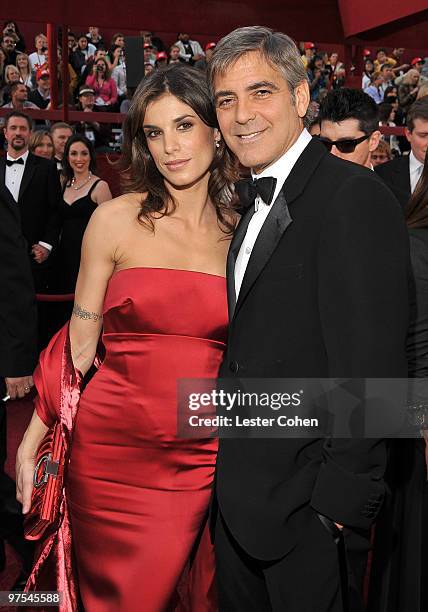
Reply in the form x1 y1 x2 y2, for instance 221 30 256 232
0 157 20 213
227 205 254 320
394 156 411 194
234 191 292 318
18 153 36 201
231 137 327 320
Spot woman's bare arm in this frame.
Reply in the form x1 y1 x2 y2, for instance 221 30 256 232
92 179 112 206
70 202 117 375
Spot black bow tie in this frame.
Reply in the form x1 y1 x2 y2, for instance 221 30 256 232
234 176 277 210
6 158 24 166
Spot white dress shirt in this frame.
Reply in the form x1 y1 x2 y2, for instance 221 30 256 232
234 129 313 298
5 149 52 251
409 150 424 193
5 149 28 202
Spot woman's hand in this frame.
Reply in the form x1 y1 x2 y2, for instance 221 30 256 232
16 442 36 514
16 410 49 513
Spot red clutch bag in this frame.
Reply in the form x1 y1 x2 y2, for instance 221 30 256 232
24 422 66 541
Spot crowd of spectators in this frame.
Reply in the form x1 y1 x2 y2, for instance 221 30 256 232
0 24 222 151
1 22 428 164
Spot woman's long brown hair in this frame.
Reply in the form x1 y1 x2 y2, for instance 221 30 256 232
406 150 428 229
116 63 239 233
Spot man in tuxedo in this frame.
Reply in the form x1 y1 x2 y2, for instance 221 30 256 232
1 111 61 292
208 26 409 612
0 175 38 583
375 98 428 206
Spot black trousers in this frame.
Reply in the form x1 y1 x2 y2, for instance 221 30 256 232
215 511 369 612
0 384 34 574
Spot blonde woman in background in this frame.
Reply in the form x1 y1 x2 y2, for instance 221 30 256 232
29 130 55 160
398 69 420 114
4 64 20 87
16 53 34 89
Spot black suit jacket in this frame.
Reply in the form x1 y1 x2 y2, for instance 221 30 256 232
0 182 37 377
216 138 410 560
375 156 411 209
0 153 61 259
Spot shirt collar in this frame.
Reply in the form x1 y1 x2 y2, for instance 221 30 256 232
409 150 423 174
6 149 29 163
38 87 50 99
251 128 313 205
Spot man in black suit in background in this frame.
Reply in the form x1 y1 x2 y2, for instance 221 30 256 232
209 26 409 612
375 98 428 206
0 111 61 292
0 173 38 584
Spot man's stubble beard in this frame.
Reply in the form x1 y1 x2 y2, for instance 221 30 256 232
10 139 27 152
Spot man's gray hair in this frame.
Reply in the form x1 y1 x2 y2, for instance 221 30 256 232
207 26 308 104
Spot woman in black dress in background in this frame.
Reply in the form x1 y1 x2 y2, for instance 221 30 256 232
56 135 112 293
368 153 428 612
50 135 112 331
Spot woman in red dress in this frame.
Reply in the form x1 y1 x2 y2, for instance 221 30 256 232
16 64 238 611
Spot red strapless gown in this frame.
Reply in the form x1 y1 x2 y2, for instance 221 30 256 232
67 268 227 611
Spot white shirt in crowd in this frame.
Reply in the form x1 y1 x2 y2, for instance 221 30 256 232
174 39 205 63
362 73 371 90
20 74 34 89
5 149 52 251
234 128 312 298
409 150 424 193
82 43 97 60
28 51 46 71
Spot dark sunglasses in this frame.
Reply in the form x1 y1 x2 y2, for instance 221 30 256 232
319 133 371 153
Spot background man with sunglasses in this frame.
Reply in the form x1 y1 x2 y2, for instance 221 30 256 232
318 88 381 168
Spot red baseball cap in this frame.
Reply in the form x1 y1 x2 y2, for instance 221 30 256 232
363 49 371 57
157 51 167 60
205 42 216 51
411 57 424 65
144 42 153 49
304 42 315 50
36 68 49 80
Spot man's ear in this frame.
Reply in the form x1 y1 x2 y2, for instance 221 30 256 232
295 80 310 121
405 127 412 144
369 130 381 152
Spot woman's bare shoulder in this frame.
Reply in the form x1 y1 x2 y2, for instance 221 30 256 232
91 192 147 227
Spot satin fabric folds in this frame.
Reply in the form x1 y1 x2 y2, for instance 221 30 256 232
26 268 227 612
25 323 81 611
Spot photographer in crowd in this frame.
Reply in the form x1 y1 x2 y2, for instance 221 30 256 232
85 56 118 111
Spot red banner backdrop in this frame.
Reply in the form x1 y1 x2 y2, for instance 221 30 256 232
338 0 428 37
